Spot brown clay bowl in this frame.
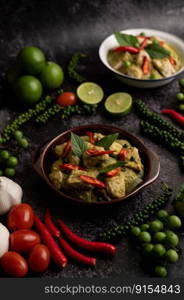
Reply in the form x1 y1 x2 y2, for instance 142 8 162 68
32 124 160 206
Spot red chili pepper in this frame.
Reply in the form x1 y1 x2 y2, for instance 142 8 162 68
45 209 61 238
106 167 121 177
142 56 150 75
80 175 106 189
139 37 148 50
159 41 165 46
86 149 114 156
34 215 67 268
58 237 96 266
169 56 176 65
114 46 139 54
60 164 85 171
62 141 71 158
86 131 95 144
119 149 128 161
57 219 116 256
162 109 184 127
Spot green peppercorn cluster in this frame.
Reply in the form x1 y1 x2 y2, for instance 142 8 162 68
98 184 172 242
35 104 61 124
134 99 184 142
61 104 98 119
0 95 53 143
67 52 87 83
140 120 184 156
176 79 184 112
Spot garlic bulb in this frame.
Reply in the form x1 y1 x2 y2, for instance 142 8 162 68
0 223 9 258
0 177 23 215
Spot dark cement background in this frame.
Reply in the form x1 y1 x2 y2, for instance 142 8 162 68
0 0 184 278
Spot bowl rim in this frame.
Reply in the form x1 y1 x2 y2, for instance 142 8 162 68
99 28 184 82
33 124 160 206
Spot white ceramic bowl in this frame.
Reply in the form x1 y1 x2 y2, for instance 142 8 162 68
99 28 184 88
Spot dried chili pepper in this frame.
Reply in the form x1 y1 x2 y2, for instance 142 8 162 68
57 219 116 256
80 175 106 189
162 109 184 127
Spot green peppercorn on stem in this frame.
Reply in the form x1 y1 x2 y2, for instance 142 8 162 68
67 52 87 83
98 184 172 242
140 120 184 156
134 99 184 142
0 95 54 143
35 104 61 124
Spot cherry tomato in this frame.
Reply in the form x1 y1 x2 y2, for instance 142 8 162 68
10 230 41 253
0 251 28 277
7 203 34 231
57 92 77 107
28 244 50 273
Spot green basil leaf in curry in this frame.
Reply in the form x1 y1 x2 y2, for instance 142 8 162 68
115 32 139 47
71 132 87 157
145 43 170 59
96 133 119 149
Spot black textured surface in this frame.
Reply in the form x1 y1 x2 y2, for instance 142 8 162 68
0 0 184 278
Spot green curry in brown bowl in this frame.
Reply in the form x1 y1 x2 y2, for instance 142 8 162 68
33 125 160 206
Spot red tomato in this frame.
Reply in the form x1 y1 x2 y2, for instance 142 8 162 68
10 230 41 253
28 244 50 273
7 203 34 231
0 251 28 277
57 92 77 107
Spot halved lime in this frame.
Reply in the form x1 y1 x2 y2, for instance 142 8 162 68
105 92 132 115
77 82 104 105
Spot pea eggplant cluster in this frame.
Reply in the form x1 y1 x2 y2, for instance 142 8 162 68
99 184 172 241
0 150 18 178
130 210 182 277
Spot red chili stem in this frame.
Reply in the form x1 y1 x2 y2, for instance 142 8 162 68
86 149 114 156
114 46 139 54
34 215 67 268
60 164 85 171
86 131 95 144
58 237 96 266
80 175 106 189
162 109 184 127
57 219 116 256
62 141 71 158
45 209 61 238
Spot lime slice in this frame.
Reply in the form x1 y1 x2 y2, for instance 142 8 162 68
105 92 132 115
77 82 104 105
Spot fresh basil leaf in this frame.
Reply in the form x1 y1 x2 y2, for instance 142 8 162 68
71 132 87 158
115 32 139 47
100 161 125 174
96 133 119 150
145 43 170 59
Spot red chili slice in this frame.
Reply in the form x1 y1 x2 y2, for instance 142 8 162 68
80 175 106 189
62 141 71 158
114 46 140 54
60 164 85 171
119 149 128 161
86 131 95 144
86 149 114 156
142 56 150 75
169 56 176 65
106 167 121 177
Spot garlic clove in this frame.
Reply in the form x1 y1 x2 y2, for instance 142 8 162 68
0 177 23 216
0 223 9 258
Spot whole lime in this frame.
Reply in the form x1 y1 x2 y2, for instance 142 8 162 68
14 75 42 104
39 62 64 90
18 47 46 75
